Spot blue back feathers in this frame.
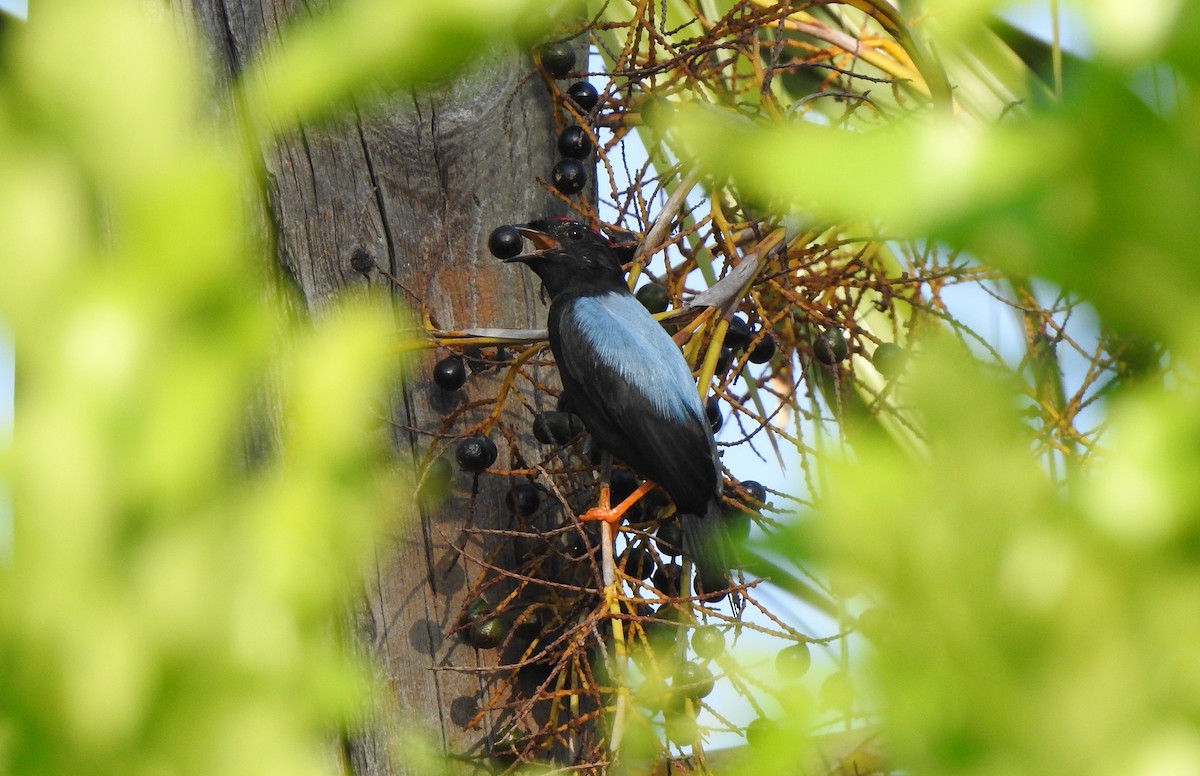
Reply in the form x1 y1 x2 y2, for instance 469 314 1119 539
568 292 705 425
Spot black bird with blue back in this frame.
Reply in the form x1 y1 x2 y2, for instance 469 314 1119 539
502 218 731 596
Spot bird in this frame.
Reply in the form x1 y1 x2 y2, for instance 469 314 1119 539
502 217 730 596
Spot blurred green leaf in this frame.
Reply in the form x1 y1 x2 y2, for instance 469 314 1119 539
0 4 400 775
797 335 1200 775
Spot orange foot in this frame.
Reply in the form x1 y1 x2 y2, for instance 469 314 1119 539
581 481 658 526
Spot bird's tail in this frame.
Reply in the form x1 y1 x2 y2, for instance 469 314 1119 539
682 501 733 599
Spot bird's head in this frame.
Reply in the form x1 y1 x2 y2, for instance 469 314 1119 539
503 218 627 298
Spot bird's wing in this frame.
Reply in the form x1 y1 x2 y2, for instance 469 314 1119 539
550 291 717 509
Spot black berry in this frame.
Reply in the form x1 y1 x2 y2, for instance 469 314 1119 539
691 625 725 659
739 479 767 506
655 520 683 556
532 411 574 444
538 42 576 77
567 80 599 111
814 326 849 364
433 355 467 391
776 642 812 676
748 333 776 363
651 561 682 597
705 397 722 432
506 483 541 517
557 125 593 159
715 347 733 374
872 342 906 377
620 542 655 579
487 224 523 259
725 315 752 350
674 661 715 699
635 283 669 314
551 158 587 195
463 346 488 373
455 435 497 472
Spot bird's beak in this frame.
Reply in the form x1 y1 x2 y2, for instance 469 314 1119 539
503 225 561 262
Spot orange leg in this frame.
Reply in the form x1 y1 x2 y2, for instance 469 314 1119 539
581 481 657 527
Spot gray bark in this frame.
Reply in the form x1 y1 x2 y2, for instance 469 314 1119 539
189 2 574 772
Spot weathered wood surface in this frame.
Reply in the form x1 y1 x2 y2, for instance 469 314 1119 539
189 2 571 772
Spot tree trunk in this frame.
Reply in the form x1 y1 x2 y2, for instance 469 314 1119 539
189 2 572 772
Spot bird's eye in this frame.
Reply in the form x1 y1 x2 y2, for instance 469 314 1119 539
566 225 584 240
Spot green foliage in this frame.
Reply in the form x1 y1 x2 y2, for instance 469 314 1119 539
0 3 403 775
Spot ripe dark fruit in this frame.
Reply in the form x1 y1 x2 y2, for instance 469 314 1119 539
538 41 576 77
651 562 682 597
506 483 541 517
463 346 488 373
469 617 505 649
567 80 599 111
620 543 655 579
635 282 669 313
814 326 850 364
533 411 574 444
433 355 467 391
739 480 767 507
674 661 715 699
749 334 776 363
715 347 733 374
776 642 812 676
551 158 587 195
560 523 598 559
691 625 725 659
557 125 593 159
455 435 498 472
725 315 752 350
656 520 683 556
487 224 523 259
705 397 722 432
872 341 906 377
